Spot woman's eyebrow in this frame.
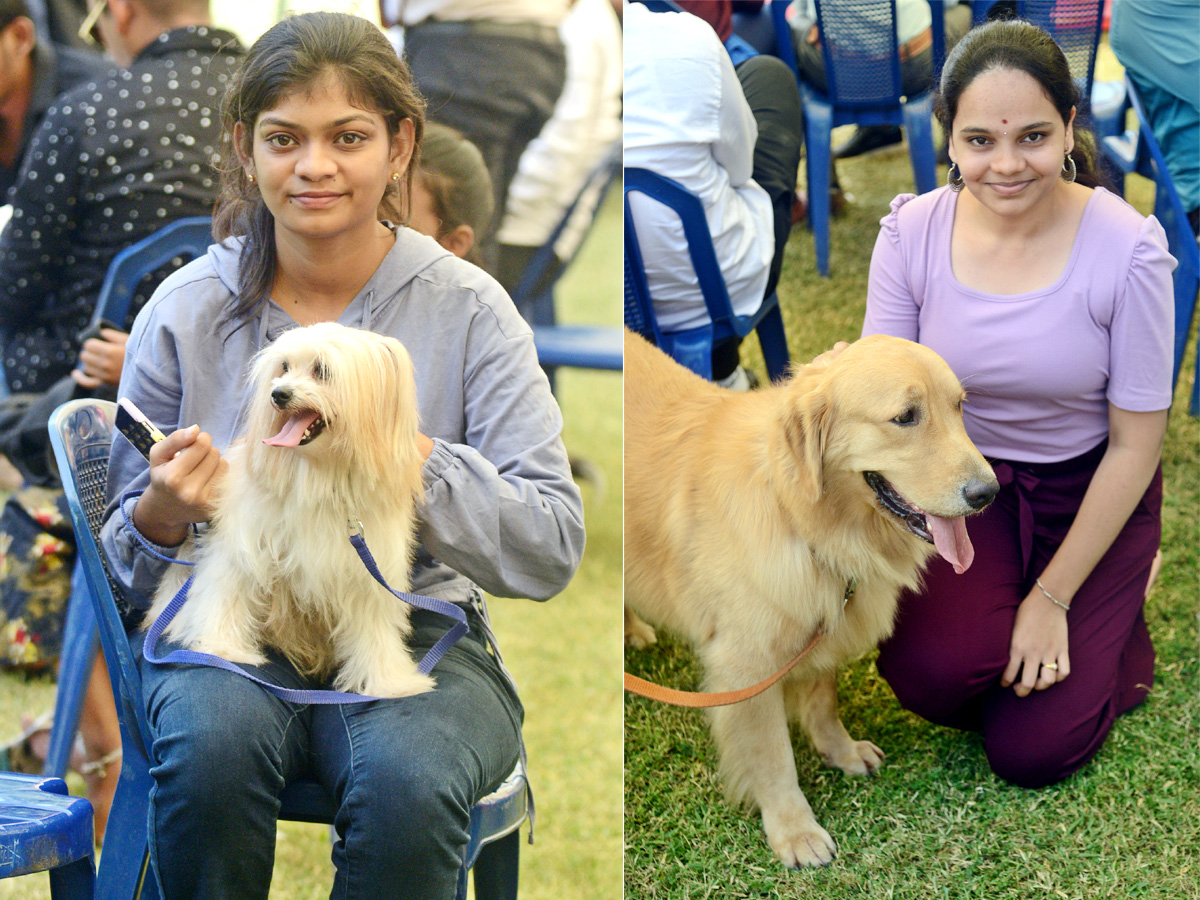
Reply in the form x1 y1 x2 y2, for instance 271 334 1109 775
257 114 377 131
958 120 1055 135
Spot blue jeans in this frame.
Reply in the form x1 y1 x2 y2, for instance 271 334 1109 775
136 604 523 900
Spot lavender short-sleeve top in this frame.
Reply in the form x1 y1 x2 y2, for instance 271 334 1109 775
863 186 1176 463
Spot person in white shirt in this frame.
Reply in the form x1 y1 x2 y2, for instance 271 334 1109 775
624 2 802 389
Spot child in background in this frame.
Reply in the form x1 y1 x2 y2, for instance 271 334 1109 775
408 122 494 267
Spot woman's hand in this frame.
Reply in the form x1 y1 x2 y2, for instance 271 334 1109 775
1001 588 1070 697
131 426 228 547
809 341 851 369
71 329 128 389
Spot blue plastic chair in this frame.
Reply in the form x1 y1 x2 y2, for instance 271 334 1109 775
511 141 623 373
770 0 939 276
44 217 215 783
623 167 791 382
1101 75 1200 416
48 399 529 900
0 772 94 898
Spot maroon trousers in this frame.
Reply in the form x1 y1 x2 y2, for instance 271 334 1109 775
877 441 1161 788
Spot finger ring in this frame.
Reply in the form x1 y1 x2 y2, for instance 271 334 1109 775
1042 662 1058 671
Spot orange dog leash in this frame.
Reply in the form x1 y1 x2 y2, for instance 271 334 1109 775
623 632 823 709
624 578 856 709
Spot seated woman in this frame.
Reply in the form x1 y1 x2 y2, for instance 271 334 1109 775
862 19 1174 788
99 12 583 897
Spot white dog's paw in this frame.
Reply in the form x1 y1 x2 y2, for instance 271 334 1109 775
822 739 886 777
624 606 657 648
341 668 436 699
762 807 838 869
189 637 269 668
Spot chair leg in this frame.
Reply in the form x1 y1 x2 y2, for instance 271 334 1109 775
471 830 521 900
45 563 99 778
755 302 791 383
94 755 155 900
803 106 833 277
48 855 95 900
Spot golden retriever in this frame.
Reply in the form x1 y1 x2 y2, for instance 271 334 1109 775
623 330 998 868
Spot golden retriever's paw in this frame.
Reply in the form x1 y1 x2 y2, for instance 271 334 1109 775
624 606 658 648
763 809 837 869
823 739 886 777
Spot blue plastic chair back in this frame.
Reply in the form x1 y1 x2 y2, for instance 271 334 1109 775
814 0 905 109
48 399 529 899
1101 77 1200 415
770 0 938 276
85 217 214 331
623 167 791 382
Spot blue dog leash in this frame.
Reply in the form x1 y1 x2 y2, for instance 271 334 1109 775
122 492 469 704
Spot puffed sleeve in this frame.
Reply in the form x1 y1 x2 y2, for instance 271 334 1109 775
1107 214 1175 412
862 193 921 340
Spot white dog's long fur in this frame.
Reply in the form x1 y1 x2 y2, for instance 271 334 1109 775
146 322 434 698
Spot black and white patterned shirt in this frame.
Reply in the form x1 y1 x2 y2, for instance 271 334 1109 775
0 26 245 393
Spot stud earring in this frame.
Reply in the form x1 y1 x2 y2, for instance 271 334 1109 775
247 172 256 184
391 172 400 182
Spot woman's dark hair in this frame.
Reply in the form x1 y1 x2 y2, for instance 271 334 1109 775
935 18 1102 189
417 123 494 267
213 11 426 329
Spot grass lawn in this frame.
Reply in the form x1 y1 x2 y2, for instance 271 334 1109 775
0 192 623 899
624 46 1200 900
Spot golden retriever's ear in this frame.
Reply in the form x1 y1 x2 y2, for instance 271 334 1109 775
782 383 830 500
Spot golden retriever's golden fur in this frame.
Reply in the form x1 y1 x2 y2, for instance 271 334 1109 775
623 330 997 868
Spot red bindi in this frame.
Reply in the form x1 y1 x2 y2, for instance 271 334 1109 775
1002 119 1008 124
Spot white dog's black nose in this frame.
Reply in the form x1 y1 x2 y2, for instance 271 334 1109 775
963 479 999 510
271 386 292 408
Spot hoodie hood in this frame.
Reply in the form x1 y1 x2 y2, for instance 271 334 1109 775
206 225 457 346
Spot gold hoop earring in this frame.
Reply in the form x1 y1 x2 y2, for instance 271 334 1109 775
1061 154 1077 184
947 162 965 192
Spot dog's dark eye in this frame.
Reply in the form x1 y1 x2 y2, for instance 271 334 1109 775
280 361 289 374
892 408 918 426
313 361 328 381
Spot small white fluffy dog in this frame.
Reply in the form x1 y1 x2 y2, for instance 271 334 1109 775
146 322 434 698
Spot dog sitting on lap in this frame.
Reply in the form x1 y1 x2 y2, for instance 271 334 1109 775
146 322 433 699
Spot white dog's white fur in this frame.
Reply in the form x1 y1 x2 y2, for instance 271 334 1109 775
146 322 434 698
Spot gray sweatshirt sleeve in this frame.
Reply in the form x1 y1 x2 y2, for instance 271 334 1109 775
416 329 585 601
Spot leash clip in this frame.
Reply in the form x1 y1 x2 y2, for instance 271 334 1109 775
347 518 365 539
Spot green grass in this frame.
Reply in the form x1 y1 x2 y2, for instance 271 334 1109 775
0 192 623 899
624 48 1200 900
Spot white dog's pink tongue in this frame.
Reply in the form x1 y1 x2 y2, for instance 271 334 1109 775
927 515 974 574
263 411 320 447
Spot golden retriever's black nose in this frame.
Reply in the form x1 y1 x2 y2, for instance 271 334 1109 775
963 479 999 510
271 387 292 408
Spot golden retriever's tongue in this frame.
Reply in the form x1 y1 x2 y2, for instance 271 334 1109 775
262 411 320 447
927 515 974 575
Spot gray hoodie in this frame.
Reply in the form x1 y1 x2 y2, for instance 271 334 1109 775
101 226 585 615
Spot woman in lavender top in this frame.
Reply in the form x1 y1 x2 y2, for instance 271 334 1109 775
863 19 1174 787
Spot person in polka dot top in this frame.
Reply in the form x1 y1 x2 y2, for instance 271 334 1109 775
0 0 244 395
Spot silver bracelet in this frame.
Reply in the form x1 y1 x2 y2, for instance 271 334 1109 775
1036 577 1070 612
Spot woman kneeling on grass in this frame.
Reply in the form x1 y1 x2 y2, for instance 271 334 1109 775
863 18 1174 787
100 12 582 898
